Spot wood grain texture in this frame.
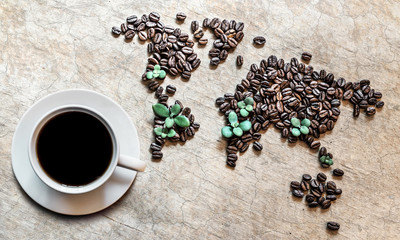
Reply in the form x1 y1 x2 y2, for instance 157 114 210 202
1 0 399 239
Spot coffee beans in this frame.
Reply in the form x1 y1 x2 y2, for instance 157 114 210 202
176 12 186 21
253 36 266 45
333 168 344 176
317 172 327 182
111 26 121 35
166 85 177 94
301 52 312 62
292 189 304 198
253 141 263 151
236 55 243 66
327 221 340 231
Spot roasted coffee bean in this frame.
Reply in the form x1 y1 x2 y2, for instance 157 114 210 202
310 140 321 149
301 52 312 61
226 160 236 168
302 174 312 182
321 200 331 209
326 189 335 195
176 12 186 21
182 70 191 79
353 104 360 117
216 97 225 106
253 141 263 151
310 189 321 198
318 183 325 193
326 181 336 190
317 172 327 182
125 30 135 39
326 195 337 201
253 36 266 45
227 146 238 155
158 94 168 103
318 196 325 205
148 12 160 22
300 180 310 191
252 132 261 140
292 189 304 198
210 57 221 66
366 107 376 116
155 86 164 98
376 100 384 108
219 50 228 60
308 201 319 208
227 153 238 162
126 15 137 24
191 20 199 32
327 221 340 231
198 38 208 45
305 194 315 203
166 84 177 94
236 55 243 66
152 151 163 159
138 31 147 41
202 18 210 27
333 168 344 176
193 29 204 39
335 189 342 195
319 147 327 158
150 143 162 151
186 126 195 137
310 179 318 189
290 181 301 190
111 26 121 35
120 23 127 33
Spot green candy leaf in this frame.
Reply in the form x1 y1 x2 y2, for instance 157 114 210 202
146 71 153 79
301 118 311 127
232 122 239 128
159 70 166 79
170 104 181 117
237 101 246 109
153 68 160 74
233 127 243 137
244 97 254 105
174 115 190 127
167 129 176 138
291 128 301 137
228 111 238 125
165 117 174 128
291 118 301 128
300 125 309 135
161 133 167 138
320 156 326 163
154 127 163 136
240 108 249 117
153 72 159 78
239 120 252 132
154 65 161 71
152 103 170 118
328 159 333 165
245 105 253 112
221 126 233 138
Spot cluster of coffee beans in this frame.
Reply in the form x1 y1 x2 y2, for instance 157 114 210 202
112 12 201 92
151 99 200 159
193 18 245 66
318 146 334 168
291 171 343 209
216 53 384 167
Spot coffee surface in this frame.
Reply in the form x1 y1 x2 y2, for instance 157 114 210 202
37 111 113 186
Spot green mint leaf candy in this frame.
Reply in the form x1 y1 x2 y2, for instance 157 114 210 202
320 156 326 163
161 133 167 138
159 70 166 79
237 101 246 109
146 71 153 79
301 118 311 127
167 129 176 138
165 117 174 128
245 105 253 112
291 128 301 137
233 127 243 137
244 97 254 105
232 122 239 128
154 64 161 71
154 127 163 136
152 103 170 117
174 115 190 127
240 108 249 117
239 120 251 132
153 72 159 78
328 159 333 165
170 104 181 117
291 117 301 128
300 125 309 135
221 126 233 138
228 111 238 125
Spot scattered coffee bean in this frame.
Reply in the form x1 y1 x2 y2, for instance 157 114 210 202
176 12 186 21
327 221 340 231
333 168 344 176
166 84 177 94
226 160 236 168
152 151 163 159
253 141 263 151
326 181 336 190
305 194 315 203
301 51 312 61
236 55 243 66
111 26 121 35
308 201 319 208
198 38 208 45
292 189 304 198
317 172 327 182
321 200 331 209
302 174 312 182
300 180 310 191
253 36 266 45
290 181 301 190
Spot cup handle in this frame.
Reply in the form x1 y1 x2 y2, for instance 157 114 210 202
118 155 146 172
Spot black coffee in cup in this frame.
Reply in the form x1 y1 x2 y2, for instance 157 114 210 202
36 111 113 186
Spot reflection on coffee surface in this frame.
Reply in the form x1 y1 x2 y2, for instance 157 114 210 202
37 111 113 186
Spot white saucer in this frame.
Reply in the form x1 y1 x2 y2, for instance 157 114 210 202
12 89 140 215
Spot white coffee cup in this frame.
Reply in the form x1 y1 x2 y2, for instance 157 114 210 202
28 105 146 194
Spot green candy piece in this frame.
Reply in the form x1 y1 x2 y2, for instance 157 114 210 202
146 71 153 79
161 133 167 138
328 159 333 165
154 64 161 71
154 127 163 136
152 103 170 117
291 128 301 137
239 120 252 131
320 156 326 163
240 109 249 117
170 104 181 117
167 129 176 138
245 105 253 112
291 118 301 128
165 117 174 128
221 126 233 138
237 101 246 109
159 70 166 78
233 127 243 137
300 125 309 135
174 115 190 127
153 72 159 78
244 97 254 105
301 118 311 127
232 122 239 128
228 111 238 125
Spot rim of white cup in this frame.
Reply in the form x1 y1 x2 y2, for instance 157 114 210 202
28 104 119 194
